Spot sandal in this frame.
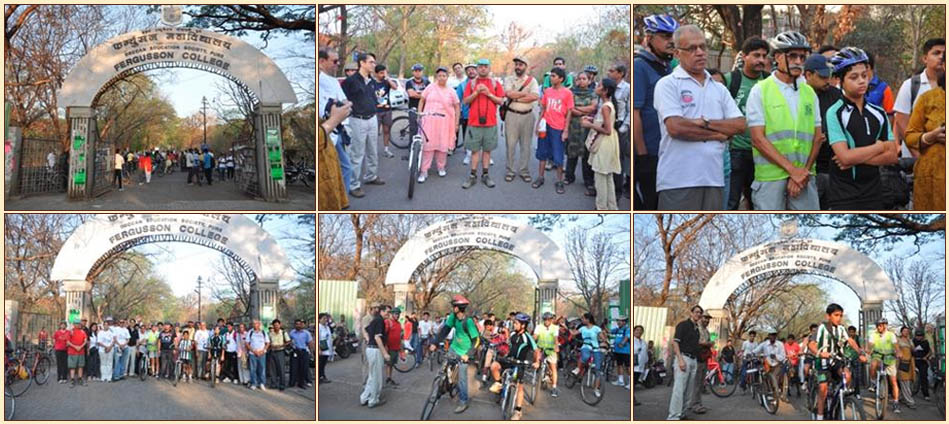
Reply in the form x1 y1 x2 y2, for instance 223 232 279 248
555 181 565 194
520 174 532 183
531 177 545 189
585 188 597 197
504 173 515 182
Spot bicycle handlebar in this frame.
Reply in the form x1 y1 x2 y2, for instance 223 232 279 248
498 357 533 367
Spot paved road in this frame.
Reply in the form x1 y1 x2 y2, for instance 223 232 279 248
633 378 945 420
5 169 315 211
10 367 315 420
344 111 631 211
318 352 631 421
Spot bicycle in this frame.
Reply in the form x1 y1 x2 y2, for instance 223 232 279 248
420 354 462 420
525 349 556 404
44 166 67 192
496 357 533 420
744 355 779 414
779 359 801 401
172 353 188 387
4 386 13 420
430 341 447 372
139 347 150 381
870 353 897 420
563 348 605 406
19 347 50 386
4 350 32 397
393 344 417 373
809 354 866 420
403 108 446 199
704 354 738 398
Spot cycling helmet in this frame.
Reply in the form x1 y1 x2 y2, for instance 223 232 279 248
514 312 531 324
391 307 401 315
876 318 888 325
643 14 679 34
451 294 470 307
830 47 869 74
542 312 554 320
770 31 810 53
583 65 599 75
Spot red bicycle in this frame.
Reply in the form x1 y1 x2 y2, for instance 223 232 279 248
704 353 738 397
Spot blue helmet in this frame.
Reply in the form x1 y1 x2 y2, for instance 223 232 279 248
514 312 531 324
830 47 869 74
644 14 679 34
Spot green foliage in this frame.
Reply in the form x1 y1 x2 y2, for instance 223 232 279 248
169 5 316 41
789 214 945 254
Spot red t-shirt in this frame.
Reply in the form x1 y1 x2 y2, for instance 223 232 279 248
463 77 505 127
403 320 414 341
67 328 87 355
384 318 403 351
540 86 575 131
141 155 152 172
784 341 801 366
53 329 70 351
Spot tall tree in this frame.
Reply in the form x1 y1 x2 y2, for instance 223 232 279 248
181 5 315 41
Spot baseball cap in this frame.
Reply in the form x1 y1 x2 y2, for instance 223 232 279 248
464 63 476 70
476 58 491 66
513 56 528 65
804 54 832 78
411 63 424 71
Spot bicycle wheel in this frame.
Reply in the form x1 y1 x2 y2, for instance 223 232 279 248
6 364 32 397
390 116 411 149
763 373 779 414
430 351 437 372
140 356 148 381
501 382 517 420
4 388 14 420
394 349 417 373
407 139 420 199
580 369 605 406
842 396 866 420
874 374 888 420
210 359 217 388
173 362 181 387
526 364 540 405
421 375 443 420
710 370 739 398
34 355 50 385
563 358 578 388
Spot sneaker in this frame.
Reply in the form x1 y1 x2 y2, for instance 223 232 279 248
368 398 387 408
438 169 446 177
384 148 395 158
489 382 503 393
453 403 468 413
417 173 427 183
490 159 495 166
594 389 601 398
572 368 580 375
259 385 267 391
481 174 495 188
626 383 631 390
868 386 876 393
612 379 623 386
80 379 86 386
249 385 258 391
223 378 230 383
551 387 559 397
463 152 471 165
70 380 75 388
349 188 365 198
462 175 478 189
925 396 931 401
365 178 386 185
511 410 522 420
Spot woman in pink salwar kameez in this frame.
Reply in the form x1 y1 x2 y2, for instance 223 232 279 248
417 67 461 182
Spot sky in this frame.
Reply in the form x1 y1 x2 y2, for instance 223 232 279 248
634 215 946 327
483 5 608 47
130 215 313 298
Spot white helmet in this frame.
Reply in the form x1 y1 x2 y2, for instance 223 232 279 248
389 88 408 109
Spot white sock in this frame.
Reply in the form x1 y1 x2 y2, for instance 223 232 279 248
817 414 823 420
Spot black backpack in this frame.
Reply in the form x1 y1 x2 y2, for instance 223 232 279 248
728 69 744 99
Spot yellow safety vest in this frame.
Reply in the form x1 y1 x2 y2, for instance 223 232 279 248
753 76 817 182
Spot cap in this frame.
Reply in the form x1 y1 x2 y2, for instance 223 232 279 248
804 54 832 78
616 315 628 321
476 58 491 66
391 307 401 314
411 63 424 71
343 62 357 71
513 56 528 65
435 66 448 73
464 63 476 70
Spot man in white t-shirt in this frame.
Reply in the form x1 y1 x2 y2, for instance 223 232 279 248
194 322 210 380
654 25 746 210
111 319 131 381
738 330 758 391
892 38 945 157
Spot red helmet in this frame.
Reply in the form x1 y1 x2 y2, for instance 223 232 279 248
451 295 470 306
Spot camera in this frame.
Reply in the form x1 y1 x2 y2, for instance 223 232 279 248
479 116 487 125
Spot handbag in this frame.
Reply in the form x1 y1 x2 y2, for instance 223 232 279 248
500 77 534 121
585 130 601 153
898 359 911 372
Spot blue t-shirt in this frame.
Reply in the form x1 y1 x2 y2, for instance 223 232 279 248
611 325 630 354
633 49 672 157
579 325 602 352
455 78 470 119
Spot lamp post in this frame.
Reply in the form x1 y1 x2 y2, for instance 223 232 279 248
195 276 203 323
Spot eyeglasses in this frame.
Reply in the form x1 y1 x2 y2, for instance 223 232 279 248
785 53 807 62
677 44 708 54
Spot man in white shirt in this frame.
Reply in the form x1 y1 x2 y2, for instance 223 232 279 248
633 324 648 406
654 25 746 210
447 62 466 90
609 64 632 198
893 38 945 157
111 319 131 381
194 322 210 380
318 47 354 193
753 332 787 392
97 319 116 382
245 319 271 391
738 331 758 391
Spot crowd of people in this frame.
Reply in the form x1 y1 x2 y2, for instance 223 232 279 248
632 303 944 420
47 316 315 391
110 145 237 191
319 47 632 210
320 295 631 420
634 14 945 210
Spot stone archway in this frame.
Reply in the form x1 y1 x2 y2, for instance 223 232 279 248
60 27 298 201
49 214 294 323
698 238 898 345
384 216 573 318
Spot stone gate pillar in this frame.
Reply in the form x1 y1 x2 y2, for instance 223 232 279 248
860 302 884 348
392 283 413 314
537 280 559 319
254 104 288 202
66 106 96 200
63 279 93 323
257 280 280 324
706 308 728 347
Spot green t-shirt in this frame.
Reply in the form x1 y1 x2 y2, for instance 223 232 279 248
723 70 768 150
543 72 574 89
444 314 480 357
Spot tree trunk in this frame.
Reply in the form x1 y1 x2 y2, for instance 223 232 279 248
349 215 365 281
337 6 347 78
398 6 408 77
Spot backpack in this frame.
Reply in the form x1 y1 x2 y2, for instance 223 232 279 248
452 317 481 350
728 69 743 99
909 74 922 110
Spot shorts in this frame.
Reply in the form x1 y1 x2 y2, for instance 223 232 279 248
751 178 819 210
465 125 499 152
377 110 393 127
148 350 159 359
535 128 565 167
68 354 85 369
388 349 400 366
542 350 558 364
614 352 630 367
872 355 898 376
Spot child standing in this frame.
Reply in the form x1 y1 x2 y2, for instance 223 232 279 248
178 330 194 383
582 78 621 210
534 67 575 194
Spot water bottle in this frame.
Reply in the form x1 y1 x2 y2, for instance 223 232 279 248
538 118 547 139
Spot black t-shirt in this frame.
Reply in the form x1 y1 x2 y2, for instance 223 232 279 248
370 78 393 112
816 86 843 174
366 315 385 348
721 345 735 363
673 319 700 357
405 77 430 109
128 327 140 346
341 72 379 117
159 330 176 351
508 331 538 362
825 96 890 209
913 339 931 360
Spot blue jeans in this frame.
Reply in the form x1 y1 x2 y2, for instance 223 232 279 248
249 353 267 386
580 348 603 372
334 135 353 191
412 335 422 365
113 346 128 379
722 362 735 384
457 359 469 404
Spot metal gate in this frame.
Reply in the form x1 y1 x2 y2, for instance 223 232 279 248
232 141 259 198
90 120 113 197
15 138 67 196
